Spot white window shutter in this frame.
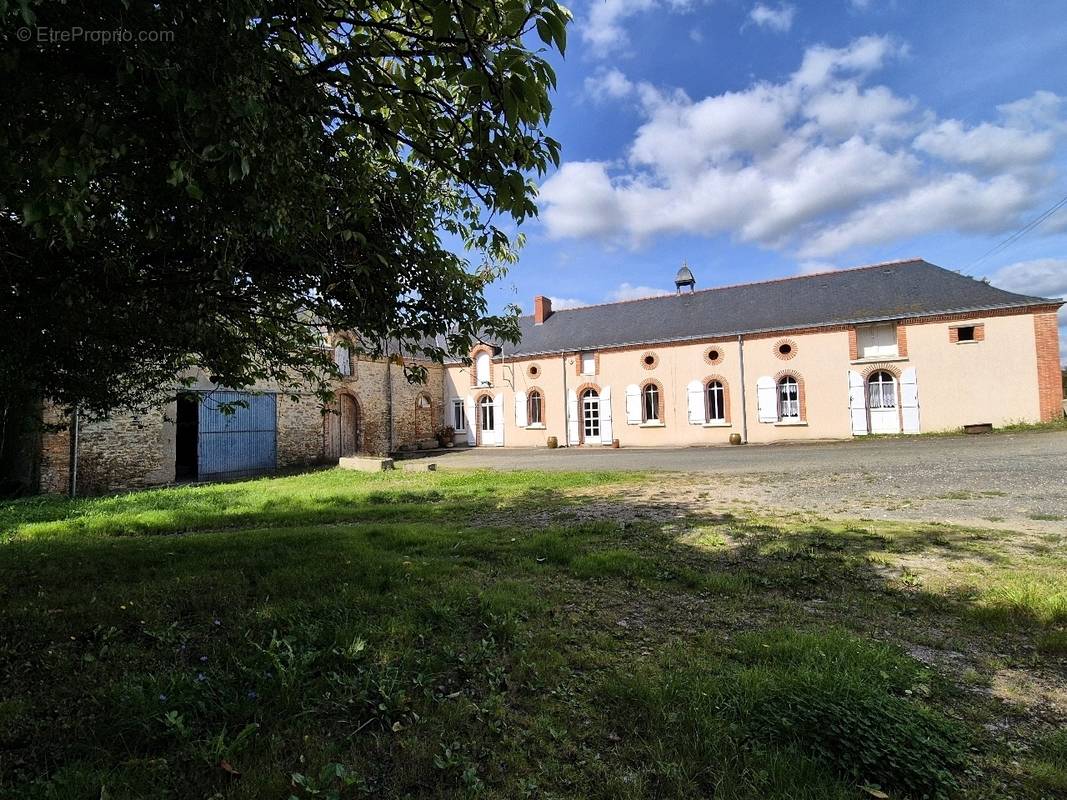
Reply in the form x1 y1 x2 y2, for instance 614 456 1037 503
687 380 705 424
625 384 641 424
334 345 351 376
848 370 868 436
567 389 580 444
900 368 920 433
600 386 613 443
515 391 527 428
493 394 505 446
465 396 477 445
756 376 778 423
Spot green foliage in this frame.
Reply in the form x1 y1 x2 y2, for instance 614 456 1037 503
0 0 571 416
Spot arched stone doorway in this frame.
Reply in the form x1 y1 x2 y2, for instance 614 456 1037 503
326 392 361 459
339 394 360 456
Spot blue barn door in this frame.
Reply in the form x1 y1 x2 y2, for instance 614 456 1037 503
197 392 277 480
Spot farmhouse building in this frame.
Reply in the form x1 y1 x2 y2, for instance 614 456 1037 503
20 257 1064 494
445 259 1063 447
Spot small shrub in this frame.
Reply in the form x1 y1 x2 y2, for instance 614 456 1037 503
973 578 1067 627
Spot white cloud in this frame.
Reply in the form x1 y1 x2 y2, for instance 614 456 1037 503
539 36 1066 259
915 120 1055 172
804 83 915 138
581 0 657 56
606 282 673 301
580 0 699 57
748 3 795 33
547 295 589 310
799 173 1032 257
584 68 635 102
792 35 903 89
990 258 1067 298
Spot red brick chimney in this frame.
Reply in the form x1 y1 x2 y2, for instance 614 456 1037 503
533 295 553 325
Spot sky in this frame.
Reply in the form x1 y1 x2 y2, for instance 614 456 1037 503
482 0 1067 360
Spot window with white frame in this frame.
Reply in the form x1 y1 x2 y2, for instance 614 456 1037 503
475 351 491 384
479 394 494 430
778 376 800 420
642 383 660 422
451 399 466 431
580 351 595 375
857 323 898 359
705 380 725 422
527 390 543 425
867 371 897 409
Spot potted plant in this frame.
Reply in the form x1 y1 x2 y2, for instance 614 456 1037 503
436 425 455 448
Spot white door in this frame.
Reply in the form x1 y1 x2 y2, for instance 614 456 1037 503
600 386 613 444
867 371 900 434
581 389 601 444
478 395 497 445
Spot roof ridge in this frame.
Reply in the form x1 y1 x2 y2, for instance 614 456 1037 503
526 257 928 318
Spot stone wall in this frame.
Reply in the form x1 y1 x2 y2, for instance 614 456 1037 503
277 393 329 468
328 357 444 454
35 359 445 494
39 404 174 495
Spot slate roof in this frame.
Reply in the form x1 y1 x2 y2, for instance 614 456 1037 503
481 259 1061 359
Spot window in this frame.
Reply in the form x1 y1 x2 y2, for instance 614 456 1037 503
334 345 352 376
582 388 600 438
451 399 466 431
956 325 975 342
580 351 596 375
705 380 725 422
642 383 660 422
475 351 491 384
479 395 494 431
857 323 898 359
528 364 540 378
527 390 543 425
778 376 800 420
867 371 897 409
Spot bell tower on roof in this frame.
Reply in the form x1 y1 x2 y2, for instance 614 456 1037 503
675 261 696 293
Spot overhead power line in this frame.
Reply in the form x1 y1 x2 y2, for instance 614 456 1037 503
968 192 1067 270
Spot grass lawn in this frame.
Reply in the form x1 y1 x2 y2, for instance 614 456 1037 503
1 469 1065 799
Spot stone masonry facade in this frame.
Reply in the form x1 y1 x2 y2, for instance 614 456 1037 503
36 355 445 495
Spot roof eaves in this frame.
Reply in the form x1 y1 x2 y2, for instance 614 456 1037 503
498 299 1061 359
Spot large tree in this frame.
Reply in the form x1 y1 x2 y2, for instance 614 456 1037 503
0 0 569 417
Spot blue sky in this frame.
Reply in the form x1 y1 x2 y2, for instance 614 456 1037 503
483 0 1067 356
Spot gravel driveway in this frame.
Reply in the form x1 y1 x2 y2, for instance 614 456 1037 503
410 430 1067 532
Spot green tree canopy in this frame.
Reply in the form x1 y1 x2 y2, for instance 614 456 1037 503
0 0 570 416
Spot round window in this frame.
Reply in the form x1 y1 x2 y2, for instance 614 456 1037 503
778 343 792 355
528 364 540 378
643 355 655 366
